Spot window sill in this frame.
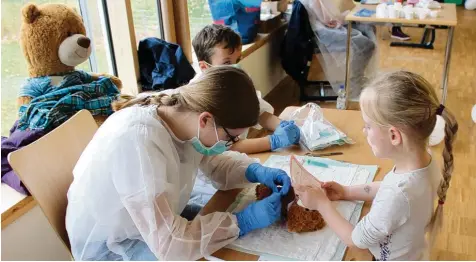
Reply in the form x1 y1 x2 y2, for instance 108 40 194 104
1 184 36 229
241 20 287 60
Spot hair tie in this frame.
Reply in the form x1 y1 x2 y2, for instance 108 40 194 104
436 104 445 116
438 200 445 205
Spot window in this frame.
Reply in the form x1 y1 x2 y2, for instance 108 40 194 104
79 0 115 74
187 0 212 43
131 0 163 46
1 0 113 136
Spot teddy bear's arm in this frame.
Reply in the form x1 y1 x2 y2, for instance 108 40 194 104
90 73 123 91
16 96 33 114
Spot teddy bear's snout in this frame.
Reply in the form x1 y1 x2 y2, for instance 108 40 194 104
77 36 90 48
58 34 92 66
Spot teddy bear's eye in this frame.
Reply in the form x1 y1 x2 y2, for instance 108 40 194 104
67 32 73 37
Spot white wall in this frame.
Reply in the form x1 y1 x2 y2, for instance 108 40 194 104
1 205 71 261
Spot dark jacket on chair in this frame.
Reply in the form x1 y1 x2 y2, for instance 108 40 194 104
138 38 196 91
281 0 316 83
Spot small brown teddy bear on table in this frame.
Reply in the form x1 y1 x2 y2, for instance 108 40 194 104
256 184 326 233
18 3 122 127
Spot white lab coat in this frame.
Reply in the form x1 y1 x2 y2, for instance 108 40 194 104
66 106 255 260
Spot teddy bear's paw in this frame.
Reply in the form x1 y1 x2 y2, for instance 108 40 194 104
109 76 123 90
92 73 123 90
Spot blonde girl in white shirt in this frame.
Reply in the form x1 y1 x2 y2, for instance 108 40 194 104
295 71 458 260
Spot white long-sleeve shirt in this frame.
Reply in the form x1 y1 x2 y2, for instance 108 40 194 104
66 106 255 260
351 159 442 260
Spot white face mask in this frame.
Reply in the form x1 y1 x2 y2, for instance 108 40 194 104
204 62 241 69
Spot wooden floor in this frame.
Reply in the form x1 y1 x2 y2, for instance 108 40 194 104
260 6 476 260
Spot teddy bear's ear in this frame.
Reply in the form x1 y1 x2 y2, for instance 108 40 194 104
71 7 80 14
22 3 41 24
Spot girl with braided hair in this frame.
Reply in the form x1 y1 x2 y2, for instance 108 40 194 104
294 71 458 260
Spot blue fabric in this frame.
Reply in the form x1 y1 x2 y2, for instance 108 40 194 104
17 71 119 131
235 192 282 237
82 239 157 261
73 203 201 261
269 120 301 151
354 8 376 17
245 163 291 196
137 37 196 91
208 0 262 44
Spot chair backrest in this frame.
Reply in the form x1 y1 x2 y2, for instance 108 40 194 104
8 110 98 251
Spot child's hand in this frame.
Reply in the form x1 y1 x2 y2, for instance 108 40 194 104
326 20 339 28
321 181 347 201
294 184 331 210
269 120 301 151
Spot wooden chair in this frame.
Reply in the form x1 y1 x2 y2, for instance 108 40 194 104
7 110 98 253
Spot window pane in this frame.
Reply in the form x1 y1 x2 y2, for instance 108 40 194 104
131 0 162 46
187 0 212 42
1 0 111 136
81 0 114 74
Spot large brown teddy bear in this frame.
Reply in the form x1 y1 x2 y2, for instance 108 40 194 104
18 3 122 126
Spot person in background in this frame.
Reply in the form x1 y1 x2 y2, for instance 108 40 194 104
66 67 291 261
192 24 301 154
391 26 411 41
295 71 458 260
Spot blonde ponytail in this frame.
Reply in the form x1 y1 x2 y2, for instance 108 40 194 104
427 107 459 249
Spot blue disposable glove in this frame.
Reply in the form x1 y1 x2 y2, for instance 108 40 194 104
245 163 291 195
235 192 282 237
269 120 301 151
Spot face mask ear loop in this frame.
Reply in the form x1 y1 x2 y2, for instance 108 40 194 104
213 119 220 143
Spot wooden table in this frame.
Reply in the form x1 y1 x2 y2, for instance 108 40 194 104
200 108 394 261
343 3 457 106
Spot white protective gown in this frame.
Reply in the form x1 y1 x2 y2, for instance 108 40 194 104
66 105 255 260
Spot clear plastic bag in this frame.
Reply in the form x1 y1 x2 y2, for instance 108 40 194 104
289 103 354 151
300 0 379 100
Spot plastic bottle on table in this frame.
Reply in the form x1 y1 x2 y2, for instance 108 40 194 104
336 85 347 110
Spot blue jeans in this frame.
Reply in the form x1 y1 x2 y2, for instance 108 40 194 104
87 239 157 261
80 204 202 260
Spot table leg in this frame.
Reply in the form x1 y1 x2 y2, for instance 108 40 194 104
344 22 352 110
441 26 455 105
